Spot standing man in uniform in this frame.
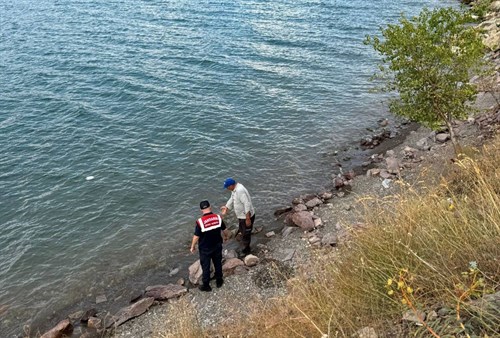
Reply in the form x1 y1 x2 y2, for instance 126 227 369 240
190 200 228 292
221 178 255 255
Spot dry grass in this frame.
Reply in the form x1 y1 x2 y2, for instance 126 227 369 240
157 135 500 338
152 298 203 338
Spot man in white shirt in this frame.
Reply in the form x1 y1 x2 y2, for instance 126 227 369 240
221 178 255 255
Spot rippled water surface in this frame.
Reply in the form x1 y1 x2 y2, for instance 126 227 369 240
1 0 457 335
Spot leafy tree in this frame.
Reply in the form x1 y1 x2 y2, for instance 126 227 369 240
365 7 487 154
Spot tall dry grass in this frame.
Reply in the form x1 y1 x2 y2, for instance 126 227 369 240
157 135 500 338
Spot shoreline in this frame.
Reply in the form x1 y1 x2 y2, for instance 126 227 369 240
103 101 498 338
106 94 498 338
26 114 418 338
31 3 500 337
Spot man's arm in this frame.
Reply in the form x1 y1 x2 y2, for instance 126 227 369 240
190 235 199 253
221 195 233 216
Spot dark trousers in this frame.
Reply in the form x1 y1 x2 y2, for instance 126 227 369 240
199 245 223 286
238 214 255 250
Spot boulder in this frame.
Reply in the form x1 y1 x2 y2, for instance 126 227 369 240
144 284 188 301
244 254 259 267
222 258 245 274
313 218 323 228
385 157 401 174
293 204 308 212
305 197 322 209
108 297 155 328
188 259 213 285
291 197 303 205
291 211 315 231
40 319 73 338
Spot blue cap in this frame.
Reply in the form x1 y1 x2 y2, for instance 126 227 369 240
223 177 236 189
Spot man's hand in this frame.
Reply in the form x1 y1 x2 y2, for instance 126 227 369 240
245 217 251 227
190 246 196 253
220 206 228 215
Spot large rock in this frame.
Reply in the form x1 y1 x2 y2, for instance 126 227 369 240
244 254 260 267
188 259 213 285
40 319 73 338
108 297 155 328
291 211 315 231
222 258 244 274
305 197 322 209
293 204 308 212
144 284 188 301
385 157 401 174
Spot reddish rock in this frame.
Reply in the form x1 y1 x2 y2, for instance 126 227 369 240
144 284 187 301
40 319 73 338
291 211 315 231
108 297 155 328
222 258 244 274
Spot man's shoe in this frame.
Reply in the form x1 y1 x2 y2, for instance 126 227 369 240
198 284 212 292
216 279 224 288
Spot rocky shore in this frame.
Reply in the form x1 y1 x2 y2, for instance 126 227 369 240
39 83 498 338
37 3 499 338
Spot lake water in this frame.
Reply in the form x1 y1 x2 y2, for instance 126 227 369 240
0 0 457 335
